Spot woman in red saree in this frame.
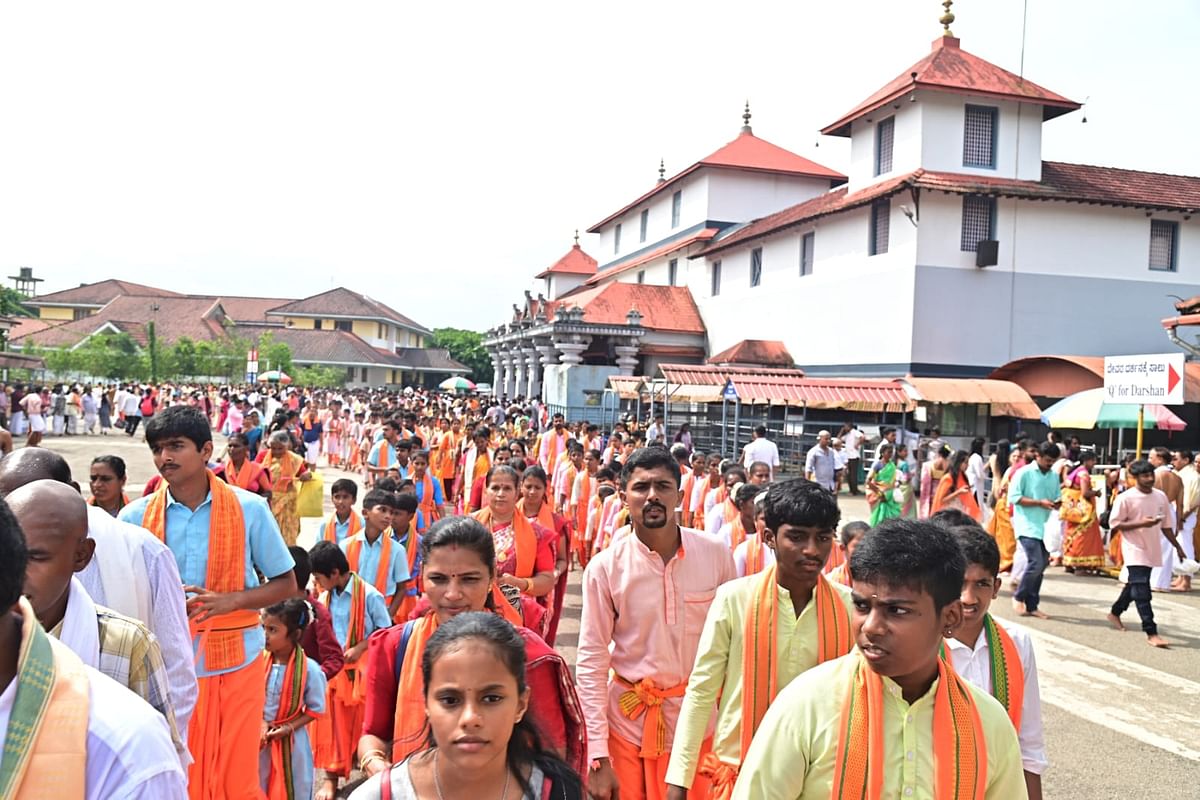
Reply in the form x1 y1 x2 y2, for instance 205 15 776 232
932 449 982 521
1062 451 1106 573
516 465 571 646
357 516 586 781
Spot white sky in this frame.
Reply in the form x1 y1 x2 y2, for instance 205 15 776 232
3 1 1197 330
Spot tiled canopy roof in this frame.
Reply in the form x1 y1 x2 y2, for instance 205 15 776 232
822 36 1079 137
707 339 794 367
535 244 597 278
552 283 705 334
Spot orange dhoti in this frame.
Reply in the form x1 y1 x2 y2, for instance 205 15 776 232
188 664 268 800
609 732 713 800
312 669 365 778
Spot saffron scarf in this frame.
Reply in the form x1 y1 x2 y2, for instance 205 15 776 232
741 568 851 759
517 496 555 532
263 645 313 800
322 573 369 703
346 534 394 598
415 472 439 532
831 653 988 800
729 517 748 550
226 458 266 492
574 471 593 532
143 468 254 671
680 472 696 527
473 507 537 578
391 614 438 763
0 599 88 800
981 614 1025 730
263 449 301 493
744 534 767 576
323 510 363 543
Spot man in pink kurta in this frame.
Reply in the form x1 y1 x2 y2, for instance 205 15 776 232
539 414 569 471
577 448 735 800
1107 458 1186 648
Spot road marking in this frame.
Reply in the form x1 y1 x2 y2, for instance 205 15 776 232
1025 626 1200 761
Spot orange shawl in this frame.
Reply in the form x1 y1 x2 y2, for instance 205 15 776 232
680 472 696 527
741 568 851 759
744 534 768 576
323 574 369 705
415 472 439 532
574 471 593 532
346 534 394 598
474 507 537 578
262 645 316 800
323 510 363 543
262 450 302 493
932 474 982 521
143 469 254 671
226 458 268 492
831 653 987 800
728 517 748 550
391 614 436 763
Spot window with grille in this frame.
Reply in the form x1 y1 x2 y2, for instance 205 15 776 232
800 232 814 275
963 105 997 168
614 224 622 253
711 260 722 296
1149 220 1178 271
668 258 678 286
869 200 890 255
875 117 894 176
672 191 682 227
639 209 649 242
750 248 763 287
636 270 645 284
960 196 996 251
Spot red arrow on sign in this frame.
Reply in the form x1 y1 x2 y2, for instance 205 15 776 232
1168 363 1181 395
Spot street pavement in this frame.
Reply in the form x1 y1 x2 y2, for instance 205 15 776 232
34 430 1200 799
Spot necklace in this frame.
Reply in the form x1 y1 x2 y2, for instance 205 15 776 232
433 749 511 800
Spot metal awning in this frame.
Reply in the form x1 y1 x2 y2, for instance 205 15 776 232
900 377 1041 419
658 363 805 386
606 376 645 400
730 377 914 412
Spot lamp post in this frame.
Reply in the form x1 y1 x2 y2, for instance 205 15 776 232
148 303 160 383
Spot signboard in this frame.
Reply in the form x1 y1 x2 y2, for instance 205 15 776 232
246 348 259 376
1103 353 1185 406
722 379 738 401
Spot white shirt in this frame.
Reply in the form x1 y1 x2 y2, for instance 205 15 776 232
967 452 987 490
732 538 777 577
78 508 198 748
0 648 187 799
742 437 781 477
705 501 727 536
645 422 664 442
122 393 142 415
843 428 865 460
944 618 1048 775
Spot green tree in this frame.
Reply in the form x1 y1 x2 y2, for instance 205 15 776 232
168 336 198 379
0 287 35 318
74 332 142 379
429 327 490 381
44 347 81 377
257 332 293 375
294 364 347 387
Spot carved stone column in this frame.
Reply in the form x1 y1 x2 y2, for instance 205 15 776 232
614 338 640 376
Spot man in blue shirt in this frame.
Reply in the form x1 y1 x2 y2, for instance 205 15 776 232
1008 442 1061 619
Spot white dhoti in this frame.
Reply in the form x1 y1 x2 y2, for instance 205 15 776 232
1150 505 1179 590
1010 539 1028 587
1181 512 1197 562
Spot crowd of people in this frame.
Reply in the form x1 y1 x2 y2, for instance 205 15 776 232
0 380 1196 799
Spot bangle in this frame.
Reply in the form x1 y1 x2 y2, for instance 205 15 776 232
362 750 388 767
522 577 532 592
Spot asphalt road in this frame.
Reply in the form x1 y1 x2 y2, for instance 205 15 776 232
35 430 1200 799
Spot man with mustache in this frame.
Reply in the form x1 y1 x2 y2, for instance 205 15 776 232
577 447 736 800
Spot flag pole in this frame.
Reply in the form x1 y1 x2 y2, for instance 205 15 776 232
1135 404 1145 459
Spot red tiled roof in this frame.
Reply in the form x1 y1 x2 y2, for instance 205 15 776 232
268 288 430 334
701 162 1200 257
535 244 597 278
584 229 718 285
587 130 845 233
551 284 705 334
822 36 1080 137
14 295 229 348
26 279 184 307
7 317 60 340
208 296 295 324
730 376 915 411
707 339 794 368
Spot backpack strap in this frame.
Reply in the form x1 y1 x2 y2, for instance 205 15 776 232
393 619 417 684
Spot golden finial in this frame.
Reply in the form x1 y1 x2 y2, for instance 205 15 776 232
741 100 753 133
940 0 955 36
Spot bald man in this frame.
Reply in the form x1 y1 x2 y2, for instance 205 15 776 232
0 449 196 752
10 480 187 763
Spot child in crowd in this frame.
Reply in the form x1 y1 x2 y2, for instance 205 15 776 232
323 479 363 543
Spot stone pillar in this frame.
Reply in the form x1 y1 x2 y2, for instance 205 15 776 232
500 351 515 399
555 334 592 366
489 353 502 396
512 350 526 400
614 339 640 376
523 347 540 399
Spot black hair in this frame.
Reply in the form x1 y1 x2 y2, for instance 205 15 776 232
595 466 616 482
930 507 981 530
761 479 841 532
521 465 548 487
1037 441 1061 460
840 520 870 546
1152 446 1172 463
288 545 311 593
994 439 1011 473
722 464 748 483
754 425 767 437
485 463 522 488
363 488 400 511
619 446 682 489
971 437 985 456
330 478 358 500
309 540 350 577
395 492 419 514
946 450 970 489
0 499 28 609
144 405 212 451
264 597 311 641
1178 449 1195 462
734 482 760 505
1128 458 1154 477
90 455 127 481
849 518 966 611
748 461 771 475
877 442 894 458
422 612 581 799
227 432 249 448
420 516 496 579
375 477 400 494
952 525 1001 577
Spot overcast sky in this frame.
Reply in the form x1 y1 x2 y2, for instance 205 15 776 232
3 0 1197 331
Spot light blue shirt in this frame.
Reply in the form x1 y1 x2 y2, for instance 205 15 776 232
1008 465 1062 541
327 511 363 544
327 575 393 645
367 441 410 477
413 475 445 509
120 485 295 677
339 532 411 598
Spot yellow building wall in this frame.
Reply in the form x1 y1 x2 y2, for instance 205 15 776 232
352 320 383 340
38 306 76 321
285 316 316 330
